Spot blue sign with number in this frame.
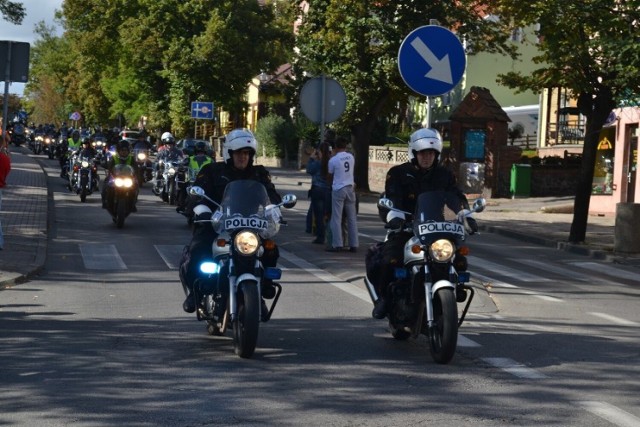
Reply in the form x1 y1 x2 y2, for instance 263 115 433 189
398 25 466 96
191 102 214 120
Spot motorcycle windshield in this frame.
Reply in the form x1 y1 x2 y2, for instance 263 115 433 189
216 180 274 236
412 191 466 244
113 164 134 177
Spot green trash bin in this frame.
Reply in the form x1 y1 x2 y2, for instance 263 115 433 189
510 164 531 198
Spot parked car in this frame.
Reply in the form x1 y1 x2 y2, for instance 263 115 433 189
176 138 215 159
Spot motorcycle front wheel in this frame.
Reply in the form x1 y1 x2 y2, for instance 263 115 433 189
80 187 87 203
168 180 176 205
233 282 260 358
115 200 126 229
428 288 458 364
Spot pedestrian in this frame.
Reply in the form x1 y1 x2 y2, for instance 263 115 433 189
327 136 358 252
306 142 332 244
0 134 11 250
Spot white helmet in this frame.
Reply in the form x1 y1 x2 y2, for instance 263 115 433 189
224 128 257 163
408 128 443 162
161 132 175 144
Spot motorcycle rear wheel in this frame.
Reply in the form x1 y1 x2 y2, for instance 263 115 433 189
233 282 260 358
428 288 458 364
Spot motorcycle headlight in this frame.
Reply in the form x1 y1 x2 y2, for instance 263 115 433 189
137 152 146 161
81 161 89 168
234 231 259 255
168 167 176 175
114 177 134 188
429 239 455 262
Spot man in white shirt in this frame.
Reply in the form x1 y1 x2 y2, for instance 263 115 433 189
327 136 358 252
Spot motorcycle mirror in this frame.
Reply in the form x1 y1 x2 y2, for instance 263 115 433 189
472 198 486 213
281 194 297 209
189 186 206 197
378 198 394 209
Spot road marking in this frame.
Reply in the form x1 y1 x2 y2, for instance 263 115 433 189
569 261 639 283
578 401 640 427
468 256 551 282
79 244 127 270
457 335 481 347
481 357 547 379
589 312 639 326
472 272 561 302
155 245 184 270
279 248 372 304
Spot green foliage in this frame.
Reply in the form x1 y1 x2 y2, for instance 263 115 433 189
255 114 298 160
26 0 295 130
0 0 25 24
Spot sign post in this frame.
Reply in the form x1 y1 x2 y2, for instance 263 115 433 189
397 26 466 127
299 76 346 145
1 41 30 140
191 101 214 139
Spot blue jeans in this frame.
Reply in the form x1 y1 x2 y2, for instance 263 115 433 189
310 186 331 242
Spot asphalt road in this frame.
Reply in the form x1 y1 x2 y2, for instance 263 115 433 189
0 155 638 426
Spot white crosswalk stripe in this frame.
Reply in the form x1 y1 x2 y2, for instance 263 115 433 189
154 245 184 270
79 244 127 270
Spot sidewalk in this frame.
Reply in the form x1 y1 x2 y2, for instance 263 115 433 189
1 151 638 289
0 147 48 287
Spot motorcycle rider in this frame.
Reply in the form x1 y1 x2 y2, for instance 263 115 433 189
153 132 184 194
177 141 213 214
101 140 139 211
178 128 282 317
369 128 476 319
60 130 81 178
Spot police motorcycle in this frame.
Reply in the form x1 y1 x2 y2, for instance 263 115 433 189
105 164 138 228
69 152 99 202
365 191 485 364
187 181 297 358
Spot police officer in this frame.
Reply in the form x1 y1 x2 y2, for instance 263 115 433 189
369 128 476 319
179 129 282 316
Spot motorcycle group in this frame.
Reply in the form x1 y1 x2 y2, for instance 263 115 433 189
17 119 485 363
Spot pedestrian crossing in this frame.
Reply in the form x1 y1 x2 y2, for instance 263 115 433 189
79 244 184 270
75 243 640 291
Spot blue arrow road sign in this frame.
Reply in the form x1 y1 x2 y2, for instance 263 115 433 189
398 25 466 96
191 101 214 120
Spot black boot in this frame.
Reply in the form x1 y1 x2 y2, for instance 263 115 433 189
372 297 389 319
183 293 196 313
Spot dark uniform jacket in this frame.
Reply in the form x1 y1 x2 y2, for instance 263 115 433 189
190 161 282 212
385 161 468 215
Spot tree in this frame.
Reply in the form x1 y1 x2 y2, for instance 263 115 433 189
294 0 515 192
0 0 24 24
494 0 640 243
23 22 74 125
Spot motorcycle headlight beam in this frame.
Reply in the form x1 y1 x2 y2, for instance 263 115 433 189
429 239 455 262
234 231 259 256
